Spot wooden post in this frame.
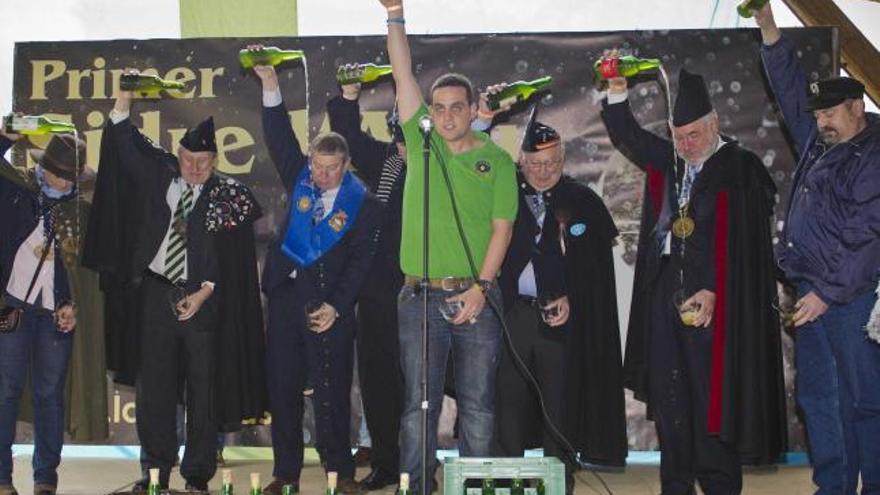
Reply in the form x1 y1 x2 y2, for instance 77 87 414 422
781 0 880 106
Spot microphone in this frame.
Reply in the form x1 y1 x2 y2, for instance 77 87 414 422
418 114 433 137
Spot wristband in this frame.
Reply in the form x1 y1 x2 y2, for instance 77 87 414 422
386 16 405 25
386 5 403 13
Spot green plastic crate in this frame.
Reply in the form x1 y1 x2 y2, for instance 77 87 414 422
443 457 565 495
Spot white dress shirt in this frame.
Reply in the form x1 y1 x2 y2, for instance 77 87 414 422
6 219 55 310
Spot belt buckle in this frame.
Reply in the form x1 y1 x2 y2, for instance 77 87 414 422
440 276 467 292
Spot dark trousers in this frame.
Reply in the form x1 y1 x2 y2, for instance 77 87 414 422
267 278 356 482
649 265 742 495
795 285 880 495
495 298 566 463
136 275 217 487
0 304 72 487
356 290 402 473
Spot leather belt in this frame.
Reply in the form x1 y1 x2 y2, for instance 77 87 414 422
403 275 475 292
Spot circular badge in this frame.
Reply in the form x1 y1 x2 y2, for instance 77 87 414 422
475 160 492 174
569 223 587 237
672 216 695 239
61 236 79 255
297 196 312 212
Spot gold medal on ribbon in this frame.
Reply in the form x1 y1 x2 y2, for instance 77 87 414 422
33 242 55 261
61 236 79 255
672 216 695 239
328 210 348 232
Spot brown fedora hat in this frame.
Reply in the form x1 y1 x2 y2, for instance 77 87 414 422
28 134 91 182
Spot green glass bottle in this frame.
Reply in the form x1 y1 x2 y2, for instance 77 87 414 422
220 468 234 495
737 0 769 17
239 47 305 69
511 478 525 495
481 478 496 495
592 55 661 83
398 473 411 495
249 472 262 495
119 74 185 93
3 114 75 135
147 468 161 495
535 479 546 495
281 484 297 495
336 63 393 85
488 76 553 110
325 471 338 495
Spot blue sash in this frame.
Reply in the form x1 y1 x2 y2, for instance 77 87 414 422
281 165 367 267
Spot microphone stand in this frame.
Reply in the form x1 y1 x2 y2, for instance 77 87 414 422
418 115 432 495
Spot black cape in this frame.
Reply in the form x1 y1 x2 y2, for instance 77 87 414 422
624 143 788 465
554 177 628 467
501 175 628 466
83 122 268 430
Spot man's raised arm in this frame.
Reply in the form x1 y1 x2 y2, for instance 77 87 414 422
379 0 423 121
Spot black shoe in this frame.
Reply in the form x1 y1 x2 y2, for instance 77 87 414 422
358 468 398 491
184 479 209 493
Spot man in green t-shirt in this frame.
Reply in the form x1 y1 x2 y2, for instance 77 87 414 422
378 0 518 492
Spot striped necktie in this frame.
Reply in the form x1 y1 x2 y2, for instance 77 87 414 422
164 184 194 282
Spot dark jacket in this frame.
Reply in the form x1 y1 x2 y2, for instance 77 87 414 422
762 36 880 304
0 136 72 306
498 173 566 309
602 97 787 464
261 102 380 314
500 173 628 466
85 116 268 425
102 118 221 299
326 95 405 296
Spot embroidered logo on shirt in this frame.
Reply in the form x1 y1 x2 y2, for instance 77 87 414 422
570 223 587 237
329 210 349 232
474 160 492 174
297 196 312 212
810 82 820 95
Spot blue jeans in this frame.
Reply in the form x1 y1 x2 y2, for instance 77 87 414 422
0 307 73 487
796 287 880 494
398 284 502 493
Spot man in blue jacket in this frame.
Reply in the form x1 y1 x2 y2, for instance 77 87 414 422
247 47 380 494
756 3 880 493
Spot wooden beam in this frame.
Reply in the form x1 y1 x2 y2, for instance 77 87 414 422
781 0 880 106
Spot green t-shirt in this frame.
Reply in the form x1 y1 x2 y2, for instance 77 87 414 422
400 105 518 278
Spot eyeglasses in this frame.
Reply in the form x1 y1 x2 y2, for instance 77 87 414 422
522 159 563 171
310 162 344 174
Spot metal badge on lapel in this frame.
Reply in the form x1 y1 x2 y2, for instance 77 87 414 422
297 195 312 212
329 210 348 232
475 160 491 174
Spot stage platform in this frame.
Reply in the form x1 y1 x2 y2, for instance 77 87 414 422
8 446 817 494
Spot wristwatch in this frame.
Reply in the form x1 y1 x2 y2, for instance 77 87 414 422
475 279 493 294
